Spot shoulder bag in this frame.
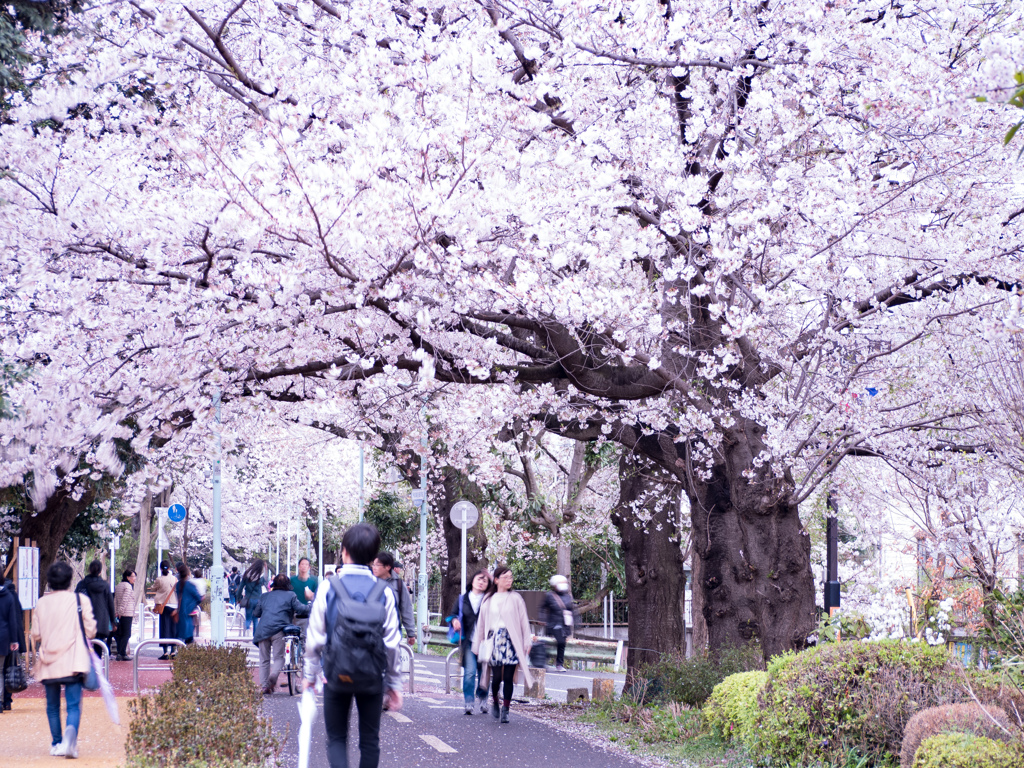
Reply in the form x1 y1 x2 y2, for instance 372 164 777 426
76 594 100 691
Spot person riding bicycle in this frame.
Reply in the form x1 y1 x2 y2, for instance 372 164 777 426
253 573 310 695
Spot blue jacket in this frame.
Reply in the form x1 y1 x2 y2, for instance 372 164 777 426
175 580 203 640
252 589 309 644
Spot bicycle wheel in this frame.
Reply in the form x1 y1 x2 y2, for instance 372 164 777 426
287 641 300 696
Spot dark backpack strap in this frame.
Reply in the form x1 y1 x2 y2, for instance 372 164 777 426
367 579 388 606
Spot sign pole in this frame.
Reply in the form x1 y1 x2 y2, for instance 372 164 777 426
318 507 324 580
359 443 365 522
461 523 467 596
449 502 479 600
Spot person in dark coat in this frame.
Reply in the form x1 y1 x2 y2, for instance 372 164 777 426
449 569 491 714
252 573 309 694
75 560 116 650
1 576 24 712
540 575 576 672
171 562 202 645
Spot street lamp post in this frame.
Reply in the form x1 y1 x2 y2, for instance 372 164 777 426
210 392 226 646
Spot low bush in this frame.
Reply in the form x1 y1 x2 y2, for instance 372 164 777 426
636 641 764 707
703 670 768 745
912 732 1023 768
750 639 1024 768
899 703 1016 767
126 644 281 768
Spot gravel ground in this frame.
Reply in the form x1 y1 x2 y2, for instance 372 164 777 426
514 700 692 768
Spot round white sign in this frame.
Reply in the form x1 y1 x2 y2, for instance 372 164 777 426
449 500 479 529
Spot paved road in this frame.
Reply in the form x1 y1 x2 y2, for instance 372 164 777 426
264 690 641 768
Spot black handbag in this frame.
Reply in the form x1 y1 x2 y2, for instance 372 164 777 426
4 652 27 693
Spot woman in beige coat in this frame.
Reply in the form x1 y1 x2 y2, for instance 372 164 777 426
31 561 96 758
472 564 534 724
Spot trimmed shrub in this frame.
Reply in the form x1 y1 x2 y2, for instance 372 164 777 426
900 703 1015 768
751 640 1024 767
703 670 768 745
912 732 1023 768
637 641 764 707
126 644 281 768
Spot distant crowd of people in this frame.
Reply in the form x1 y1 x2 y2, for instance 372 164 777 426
1 524 579 767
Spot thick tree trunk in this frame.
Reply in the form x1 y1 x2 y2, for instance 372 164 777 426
133 487 170 610
611 454 687 680
17 486 97 598
439 469 488 618
690 548 707 654
555 540 571 580
688 432 816 659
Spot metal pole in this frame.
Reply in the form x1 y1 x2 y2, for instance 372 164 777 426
210 392 225 646
460 522 466 596
276 523 280 575
825 491 840 616
109 534 117 593
359 444 365 522
417 404 428 651
319 507 324 580
157 514 163 578
287 520 292 577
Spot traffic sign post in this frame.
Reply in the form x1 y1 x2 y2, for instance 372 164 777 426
449 501 479 596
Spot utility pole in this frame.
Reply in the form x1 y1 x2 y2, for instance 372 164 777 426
359 443 365 522
210 392 226 646
319 507 324 580
417 404 429 651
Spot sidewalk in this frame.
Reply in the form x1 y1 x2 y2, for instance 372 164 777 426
0 697 133 767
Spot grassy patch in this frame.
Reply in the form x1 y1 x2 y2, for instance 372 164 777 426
580 699 754 767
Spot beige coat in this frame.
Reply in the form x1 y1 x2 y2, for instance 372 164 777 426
31 590 96 683
114 581 135 618
153 574 177 609
472 591 534 689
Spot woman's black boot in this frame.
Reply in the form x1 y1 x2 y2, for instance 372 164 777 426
500 705 510 723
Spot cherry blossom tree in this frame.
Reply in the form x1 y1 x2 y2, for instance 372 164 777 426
1 0 1023 654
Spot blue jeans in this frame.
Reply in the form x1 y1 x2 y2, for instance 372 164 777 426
45 681 82 746
462 649 487 706
245 606 259 634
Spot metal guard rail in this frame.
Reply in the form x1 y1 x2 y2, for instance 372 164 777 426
399 643 415 694
133 639 185 692
90 639 110 680
429 629 624 672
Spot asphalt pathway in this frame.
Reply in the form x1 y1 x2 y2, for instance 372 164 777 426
264 690 641 768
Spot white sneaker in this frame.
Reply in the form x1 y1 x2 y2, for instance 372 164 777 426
50 743 67 756
63 725 78 759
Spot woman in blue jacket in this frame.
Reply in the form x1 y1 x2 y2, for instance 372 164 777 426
171 562 203 645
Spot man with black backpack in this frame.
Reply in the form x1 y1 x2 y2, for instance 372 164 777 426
304 523 402 768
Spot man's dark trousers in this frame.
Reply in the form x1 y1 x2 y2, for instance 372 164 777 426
323 686 385 768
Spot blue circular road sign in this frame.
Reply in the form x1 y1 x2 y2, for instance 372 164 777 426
167 504 187 522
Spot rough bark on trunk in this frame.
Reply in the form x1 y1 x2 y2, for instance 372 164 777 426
687 434 816 659
16 485 97 598
690 548 707 654
439 469 489 618
611 454 687 679
555 540 571 580
133 487 170 611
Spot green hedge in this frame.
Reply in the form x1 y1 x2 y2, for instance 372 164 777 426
126 645 281 768
750 640 1023 767
912 732 1023 768
703 670 768 745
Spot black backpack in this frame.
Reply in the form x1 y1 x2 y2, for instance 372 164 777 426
323 577 389 694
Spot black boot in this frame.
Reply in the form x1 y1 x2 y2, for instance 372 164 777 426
491 698 500 719
500 705 510 723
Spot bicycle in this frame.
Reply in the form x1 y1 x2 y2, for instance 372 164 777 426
281 624 303 696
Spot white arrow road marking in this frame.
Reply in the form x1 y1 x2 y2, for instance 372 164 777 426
386 711 412 723
427 705 466 710
419 735 457 753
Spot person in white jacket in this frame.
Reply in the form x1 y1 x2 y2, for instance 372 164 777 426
303 523 402 768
